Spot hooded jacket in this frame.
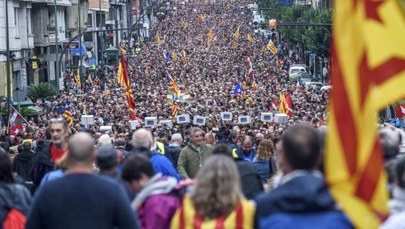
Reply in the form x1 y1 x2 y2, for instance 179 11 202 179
255 172 353 229
0 183 31 222
177 143 213 179
13 149 35 181
131 174 179 229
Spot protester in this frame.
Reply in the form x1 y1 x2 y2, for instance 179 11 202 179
30 118 69 191
131 128 180 180
121 154 180 229
12 141 35 191
177 127 213 179
212 143 263 199
254 125 353 228
26 132 138 229
0 149 31 224
171 155 255 228
236 136 256 162
380 157 405 229
168 133 183 168
253 139 276 185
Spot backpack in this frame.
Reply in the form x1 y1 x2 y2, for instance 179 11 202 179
3 208 26 229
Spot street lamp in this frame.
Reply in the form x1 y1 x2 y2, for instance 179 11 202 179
5 0 12 119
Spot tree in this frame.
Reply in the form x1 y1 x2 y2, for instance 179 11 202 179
258 0 332 57
27 82 57 101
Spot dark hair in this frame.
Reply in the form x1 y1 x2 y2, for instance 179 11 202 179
212 143 233 157
121 154 154 182
282 124 320 170
394 157 405 188
0 149 15 183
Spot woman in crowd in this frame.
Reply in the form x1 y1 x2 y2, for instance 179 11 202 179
171 155 255 228
121 154 180 229
253 139 276 185
0 149 31 225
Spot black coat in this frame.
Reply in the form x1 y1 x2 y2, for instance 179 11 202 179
13 150 35 182
30 141 54 190
235 159 263 199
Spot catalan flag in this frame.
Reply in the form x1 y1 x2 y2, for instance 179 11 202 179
326 0 405 228
278 92 287 114
171 101 178 117
182 49 187 63
267 39 277 56
75 68 81 88
166 72 179 96
171 195 255 228
247 34 254 43
63 99 73 126
233 26 240 39
117 49 136 120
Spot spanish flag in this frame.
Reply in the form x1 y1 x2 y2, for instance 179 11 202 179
117 49 136 120
326 0 405 228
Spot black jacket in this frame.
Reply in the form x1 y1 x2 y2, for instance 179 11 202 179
168 145 182 168
30 141 54 189
13 150 35 182
235 159 263 199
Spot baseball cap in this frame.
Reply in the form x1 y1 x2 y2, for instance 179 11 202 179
96 144 118 169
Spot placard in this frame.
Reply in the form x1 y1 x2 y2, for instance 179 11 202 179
145 117 157 127
176 115 190 124
129 120 139 130
260 112 273 122
274 113 288 124
193 116 206 126
220 112 232 121
81 115 94 125
100 126 112 132
238 115 251 125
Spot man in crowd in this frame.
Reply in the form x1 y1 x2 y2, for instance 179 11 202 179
236 136 256 162
30 118 69 191
26 132 138 229
178 127 213 179
254 125 352 228
131 128 180 180
168 133 183 168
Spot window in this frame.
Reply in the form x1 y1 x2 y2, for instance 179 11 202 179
87 12 93 27
27 9 32 35
14 8 20 37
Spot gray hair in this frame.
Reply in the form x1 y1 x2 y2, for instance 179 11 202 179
131 128 154 149
379 127 401 159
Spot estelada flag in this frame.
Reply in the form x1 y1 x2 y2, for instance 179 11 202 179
326 0 405 228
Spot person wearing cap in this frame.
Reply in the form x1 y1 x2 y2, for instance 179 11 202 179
96 144 121 179
168 133 183 169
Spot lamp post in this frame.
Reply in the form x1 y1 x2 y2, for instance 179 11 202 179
5 0 12 118
54 0 60 92
99 0 104 66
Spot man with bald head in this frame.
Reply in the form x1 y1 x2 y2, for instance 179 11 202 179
26 132 138 229
131 128 180 181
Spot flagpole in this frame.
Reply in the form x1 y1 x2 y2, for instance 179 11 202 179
9 105 45 136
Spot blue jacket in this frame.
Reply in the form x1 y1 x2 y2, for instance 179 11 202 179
254 173 353 229
252 158 270 185
150 151 181 181
236 147 256 162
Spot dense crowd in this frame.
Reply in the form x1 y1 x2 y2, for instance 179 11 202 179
2 0 405 228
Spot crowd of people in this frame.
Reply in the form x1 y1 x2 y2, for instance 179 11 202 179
1 0 405 228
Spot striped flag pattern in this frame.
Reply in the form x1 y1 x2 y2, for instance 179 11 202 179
117 49 136 120
267 39 277 56
170 195 255 229
326 0 405 228
63 99 73 126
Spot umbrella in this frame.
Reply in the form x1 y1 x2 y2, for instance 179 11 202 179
290 72 312 80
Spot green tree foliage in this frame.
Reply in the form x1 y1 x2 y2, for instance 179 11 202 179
258 0 332 57
27 82 57 100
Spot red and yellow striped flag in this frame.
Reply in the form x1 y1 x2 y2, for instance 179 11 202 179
171 195 255 229
326 1 405 228
117 49 136 120
171 101 178 117
278 92 287 114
